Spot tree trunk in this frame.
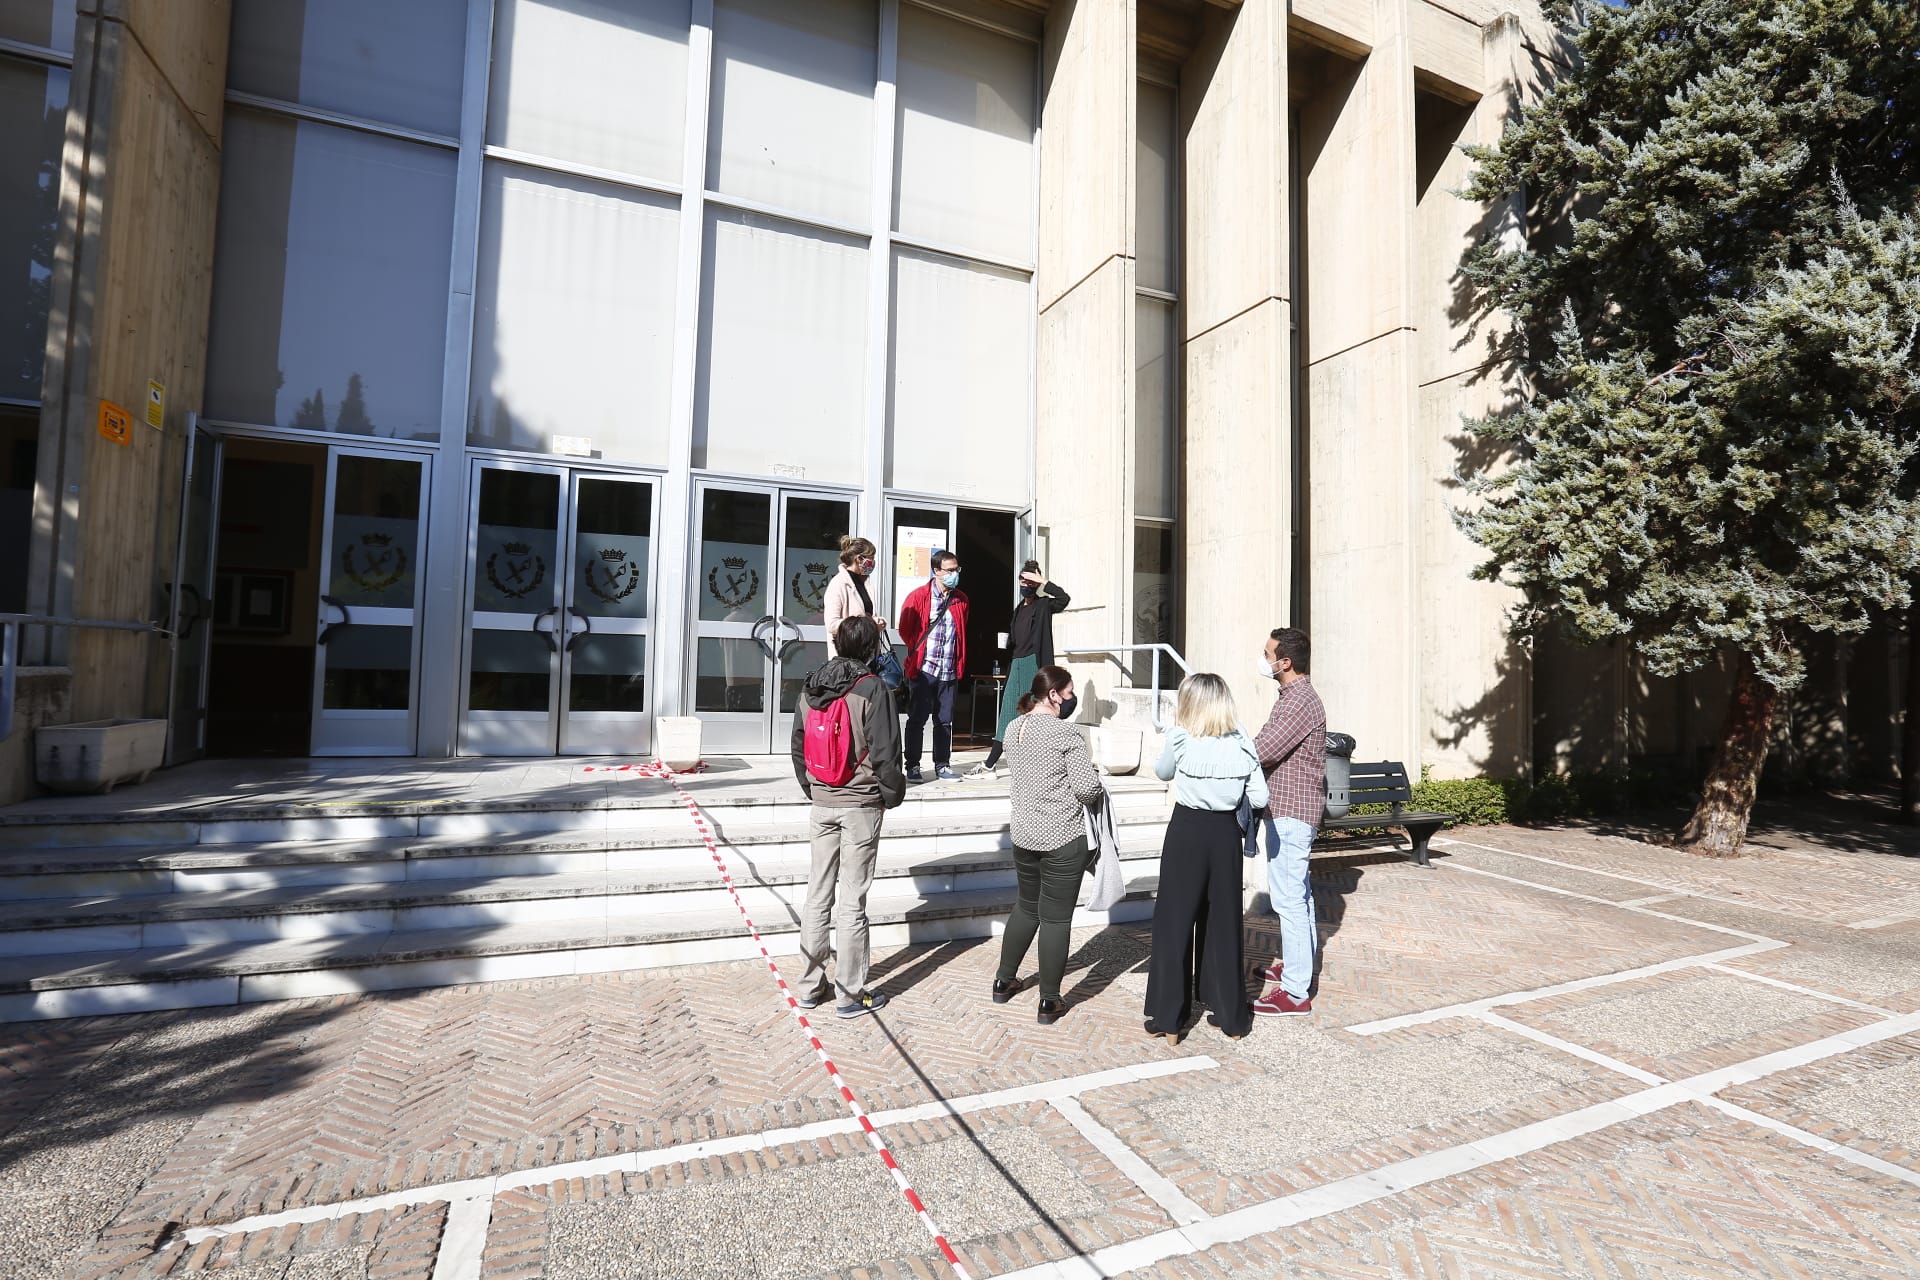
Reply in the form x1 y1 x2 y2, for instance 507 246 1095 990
1904 597 1920 824
1676 656 1779 857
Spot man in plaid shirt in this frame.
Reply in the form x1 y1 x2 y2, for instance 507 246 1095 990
1250 627 1325 1016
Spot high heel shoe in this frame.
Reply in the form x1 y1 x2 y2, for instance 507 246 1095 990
1036 997 1065 1025
1143 1022 1181 1045
991 976 1023 1004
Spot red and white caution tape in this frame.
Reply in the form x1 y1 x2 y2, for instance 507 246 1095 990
585 761 973 1280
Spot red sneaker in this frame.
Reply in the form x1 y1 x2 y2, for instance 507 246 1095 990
1257 963 1284 986
1251 988 1311 1017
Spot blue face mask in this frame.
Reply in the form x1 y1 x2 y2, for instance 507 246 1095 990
939 571 959 589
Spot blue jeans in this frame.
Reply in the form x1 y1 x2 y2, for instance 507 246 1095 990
905 674 958 769
1261 817 1316 999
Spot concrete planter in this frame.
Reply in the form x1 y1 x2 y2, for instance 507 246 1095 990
1089 726 1142 776
654 717 703 771
35 718 166 794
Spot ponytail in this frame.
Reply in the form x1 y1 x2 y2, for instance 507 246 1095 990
1016 664 1072 714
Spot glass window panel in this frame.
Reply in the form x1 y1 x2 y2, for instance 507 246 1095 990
0 59 68 403
887 249 1030 507
228 0 466 135
708 0 874 226
468 630 551 711
569 634 647 713
323 625 412 710
1135 296 1176 520
1131 522 1174 684
894 5 1034 262
696 488 770 621
0 404 39 613
694 637 765 712
205 112 455 439
328 456 422 608
1137 80 1177 294
778 641 828 712
487 0 688 182
473 468 561 614
781 497 851 627
0 1 74 54
469 164 677 462
695 211 867 485
573 478 652 620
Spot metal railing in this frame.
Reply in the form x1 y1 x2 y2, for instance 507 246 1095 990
1054 642 1192 731
1 614 169 742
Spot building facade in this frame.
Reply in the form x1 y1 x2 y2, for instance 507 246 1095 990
7 0 1893 803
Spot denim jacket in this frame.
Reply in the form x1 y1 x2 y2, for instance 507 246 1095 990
1154 727 1270 813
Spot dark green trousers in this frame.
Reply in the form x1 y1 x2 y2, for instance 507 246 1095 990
996 834 1089 1000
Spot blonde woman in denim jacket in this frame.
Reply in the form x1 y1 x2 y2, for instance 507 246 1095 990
1144 673 1269 1042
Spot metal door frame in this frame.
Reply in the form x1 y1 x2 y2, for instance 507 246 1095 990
459 457 568 755
309 445 433 756
556 469 661 755
164 417 223 765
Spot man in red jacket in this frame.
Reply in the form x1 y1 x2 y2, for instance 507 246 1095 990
896 549 969 781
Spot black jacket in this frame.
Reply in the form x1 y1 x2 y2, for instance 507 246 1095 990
790 657 906 808
1007 580 1071 666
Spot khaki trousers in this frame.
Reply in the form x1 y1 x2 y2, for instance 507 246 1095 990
797 805 886 1000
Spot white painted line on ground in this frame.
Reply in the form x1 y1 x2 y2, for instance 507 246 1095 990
1695 1097 1920 1191
997 1008 1920 1280
429 1196 492 1280
1702 963 1898 1016
1346 939 1780 1036
1051 1096 1210 1227
1619 893 1684 907
1432 836 1789 917
1437 859 1781 943
1847 914 1917 930
177 1057 1224 1245
1476 1012 1667 1085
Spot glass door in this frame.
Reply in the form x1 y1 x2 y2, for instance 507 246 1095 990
886 500 956 673
688 483 854 754
461 461 658 755
165 423 222 764
310 448 431 756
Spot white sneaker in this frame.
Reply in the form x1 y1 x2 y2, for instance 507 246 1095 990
963 764 1000 782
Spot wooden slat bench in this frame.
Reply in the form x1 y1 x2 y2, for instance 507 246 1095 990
1314 760 1454 867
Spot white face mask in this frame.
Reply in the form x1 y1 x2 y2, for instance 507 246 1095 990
1256 656 1279 681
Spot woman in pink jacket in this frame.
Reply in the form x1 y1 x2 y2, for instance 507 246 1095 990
823 535 887 658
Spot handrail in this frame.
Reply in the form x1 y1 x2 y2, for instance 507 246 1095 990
1055 642 1192 732
0 614 168 742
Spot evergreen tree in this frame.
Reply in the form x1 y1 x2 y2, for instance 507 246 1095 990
336 372 374 435
1458 0 1920 855
293 387 326 431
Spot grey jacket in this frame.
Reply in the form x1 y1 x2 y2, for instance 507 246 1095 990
790 657 906 809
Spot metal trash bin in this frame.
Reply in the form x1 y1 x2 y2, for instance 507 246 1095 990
1323 731 1357 818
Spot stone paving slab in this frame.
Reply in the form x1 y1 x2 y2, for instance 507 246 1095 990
5 810 1920 1280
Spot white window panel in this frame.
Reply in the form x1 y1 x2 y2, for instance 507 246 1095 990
486 0 690 184
708 0 875 228
888 249 1031 508
1135 295 1176 520
1137 79 1177 294
205 111 456 439
696 210 868 485
894 4 1035 263
469 163 679 464
228 0 467 135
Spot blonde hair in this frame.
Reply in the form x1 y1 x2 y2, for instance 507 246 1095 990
1174 673 1239 738
838 534 877 568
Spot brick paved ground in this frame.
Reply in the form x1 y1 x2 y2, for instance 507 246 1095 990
5 806 1919 1279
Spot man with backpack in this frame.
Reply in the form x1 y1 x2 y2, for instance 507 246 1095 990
789 614 906 1018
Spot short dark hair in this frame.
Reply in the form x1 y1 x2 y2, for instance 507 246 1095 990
835 615 882 662
1270 627 1309 674
932 549 959 571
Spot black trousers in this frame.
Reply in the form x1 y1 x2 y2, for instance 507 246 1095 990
1144 804 1249 1036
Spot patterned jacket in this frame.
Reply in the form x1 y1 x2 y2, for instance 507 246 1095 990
1253 676 1327 828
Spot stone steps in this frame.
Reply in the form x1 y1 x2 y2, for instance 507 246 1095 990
0 777 1174 1021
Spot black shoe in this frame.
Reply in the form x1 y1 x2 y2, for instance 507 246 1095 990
1037 997 1065 1025
836 991 890 1019
992 976 1023 1004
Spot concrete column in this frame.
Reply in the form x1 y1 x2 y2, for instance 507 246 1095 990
1036 0 1134 710
1300 0 1421 765
1178 0 1291 727
28 0 230 722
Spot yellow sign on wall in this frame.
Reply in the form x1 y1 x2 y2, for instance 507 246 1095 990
146 380 165 429
98 399 132 447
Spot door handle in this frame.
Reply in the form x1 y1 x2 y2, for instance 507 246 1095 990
772 615 804 663
531 606 559 655
565 605 591 654
749 614 779 662
169 583 207 640
318 594 351 645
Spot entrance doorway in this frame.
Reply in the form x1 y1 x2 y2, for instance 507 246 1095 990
688 482 855 754
886 501 1020 749
204 439 430 756
460 461 659 755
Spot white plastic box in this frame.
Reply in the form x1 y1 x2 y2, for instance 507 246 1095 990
34 718 166 794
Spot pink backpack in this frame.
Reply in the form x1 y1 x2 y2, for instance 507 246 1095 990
803 676 874 787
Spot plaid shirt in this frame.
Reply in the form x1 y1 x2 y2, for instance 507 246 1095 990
922 588 958 681
1253 676 1327 828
